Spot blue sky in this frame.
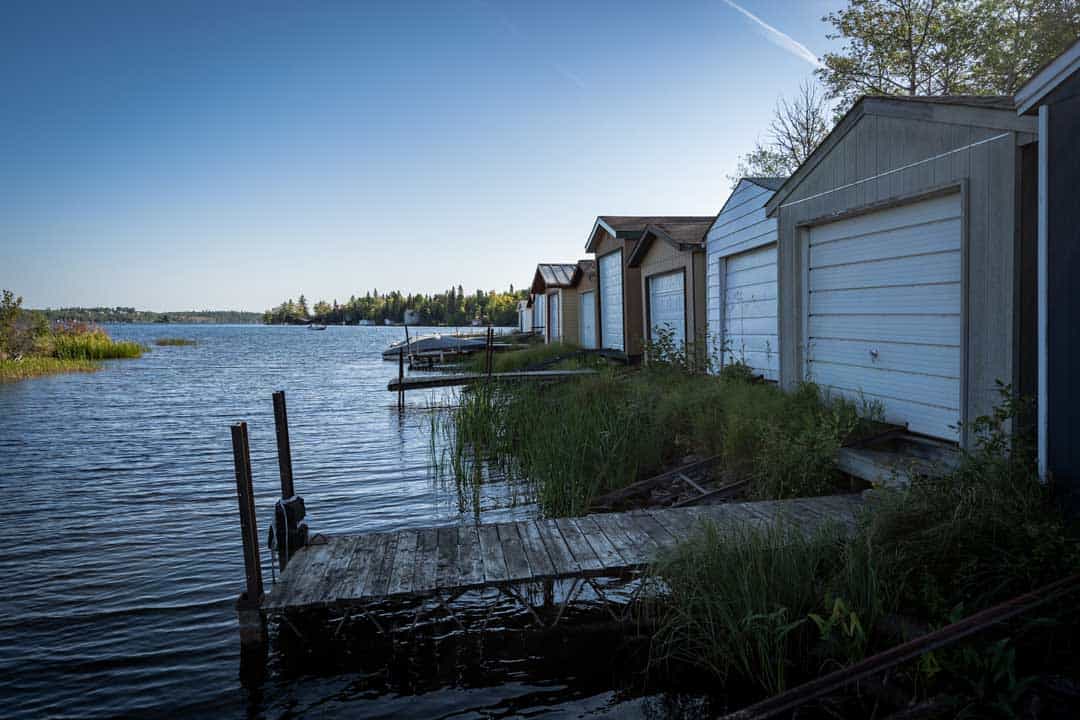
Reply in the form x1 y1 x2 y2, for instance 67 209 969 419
2 0 838 311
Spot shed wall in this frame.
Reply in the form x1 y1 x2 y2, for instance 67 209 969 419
592 229 644 357
776 111 1035 447
638 241 706 351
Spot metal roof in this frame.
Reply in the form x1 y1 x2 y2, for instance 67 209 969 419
585 216 715 251
531 263 579 293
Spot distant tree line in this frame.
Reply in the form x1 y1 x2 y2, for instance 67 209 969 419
263 286 527 327
34 307 263 324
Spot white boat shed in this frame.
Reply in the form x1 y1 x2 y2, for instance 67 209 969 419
705 177 785 380
766 96 1038 448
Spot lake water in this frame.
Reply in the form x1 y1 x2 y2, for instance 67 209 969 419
0 325 702 719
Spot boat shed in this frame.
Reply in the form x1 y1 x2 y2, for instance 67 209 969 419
705 177 785 379
517 299 532 333
766 96 1038 448
574 259 599 349
1015 37 1080 512
531 263 581 344
585 216 713 360
627 219 713 359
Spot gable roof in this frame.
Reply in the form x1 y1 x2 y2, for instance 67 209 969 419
704 177 787 238
1015 36 1080 114
531 263 579 294
627 220 712 267
585 215 714 252
745 176 787 191
764 94 1031 216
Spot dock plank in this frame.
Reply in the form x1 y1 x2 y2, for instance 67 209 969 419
456 524 485 587
413 528 440 594
535 519 579 575
554 518 604 571
496 522 532 581
260 495 865 612
435 525 461 591
477 524 509 583
516 521 556 578
386 530 419 597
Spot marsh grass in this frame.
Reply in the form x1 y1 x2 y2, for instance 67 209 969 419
154 337 197 347
53 330 143 360
0 357 100 382
436 366 872 517
648 394 1080 711
462 341 595 373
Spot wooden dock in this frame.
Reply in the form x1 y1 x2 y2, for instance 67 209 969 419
263 494 863 613
387 368 598 392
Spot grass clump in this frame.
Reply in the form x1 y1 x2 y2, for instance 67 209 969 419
154 337 197 346
649 392 1080 713
0 289 144 381
52 325 143 359
462 340 593 373
0 357 100 382
437 357 872 517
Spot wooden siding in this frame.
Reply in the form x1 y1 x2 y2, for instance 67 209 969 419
637 238 706 352
707 180 780 379
592 229 644 356
775 108 1037 448
560 288 580 346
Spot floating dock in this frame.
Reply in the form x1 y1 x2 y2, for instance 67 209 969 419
387 368 598 392
264 495 861 614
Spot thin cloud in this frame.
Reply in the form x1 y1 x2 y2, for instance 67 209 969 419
721 0 823 69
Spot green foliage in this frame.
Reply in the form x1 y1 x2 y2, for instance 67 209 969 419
818 0 1080 112
153 338 197 346
943 638 1038 719
436 366 873 516
52 325 143 360
264 285 527 327
0 357 100 383
35 307 261 324
461 340 588 374
649 520 882 695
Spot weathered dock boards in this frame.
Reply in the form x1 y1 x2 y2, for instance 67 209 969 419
387 368 598 392
263 494 862 612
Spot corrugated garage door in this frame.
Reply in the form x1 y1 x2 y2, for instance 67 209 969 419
579 291 597 349
599 250 623 350
807 193 962 439
532 294 545 334
721 244 778 380
648 270 686 349
548 292 560 342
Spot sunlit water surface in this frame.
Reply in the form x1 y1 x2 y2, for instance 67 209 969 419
0 325 707 719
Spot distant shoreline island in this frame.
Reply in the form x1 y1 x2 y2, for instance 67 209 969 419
31 308 264 324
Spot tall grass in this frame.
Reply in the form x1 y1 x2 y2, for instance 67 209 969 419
462 341 589 373
648 394 1080 711
0 357 100 382
154 337 196 347
53 330 143 360
436 366 871 516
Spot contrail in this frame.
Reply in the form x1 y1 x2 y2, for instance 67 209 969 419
721 0 823 68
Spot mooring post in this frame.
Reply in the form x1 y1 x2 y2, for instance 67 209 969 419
271 391 307 571
231 421 266 655
398 348 405 409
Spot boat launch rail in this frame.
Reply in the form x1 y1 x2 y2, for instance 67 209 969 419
387 368 598 392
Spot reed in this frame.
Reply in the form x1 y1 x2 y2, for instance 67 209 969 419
53 330 143 360
435 367 870 517
462 341 586 373
0 357 100 382
153 337 197 346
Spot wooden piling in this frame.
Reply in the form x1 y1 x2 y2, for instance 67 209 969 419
272 391 294 499
271 391 308 571
398 349 405 409
231 421 266 652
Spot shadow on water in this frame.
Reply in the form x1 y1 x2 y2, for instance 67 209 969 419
247 594 729 720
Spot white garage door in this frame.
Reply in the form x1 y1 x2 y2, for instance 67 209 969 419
807 193 962 439
532 294 545 334
579 291 597 348
599 250 623 350
648 270 686 349
721 244 778 380
548 292 560 342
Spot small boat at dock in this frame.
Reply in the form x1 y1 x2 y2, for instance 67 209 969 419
308 323 327 331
